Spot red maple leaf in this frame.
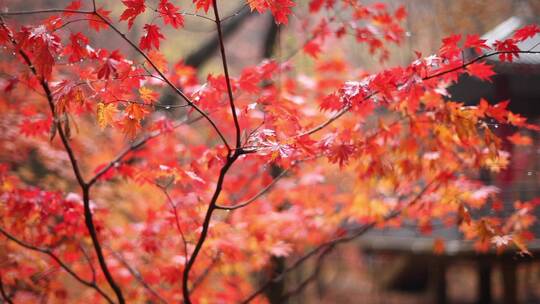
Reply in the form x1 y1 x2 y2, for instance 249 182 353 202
139 24 164 50
270 0 295 25
303 40 322 59
464 34 491 53
466 62 495 82
512 24 540 42
159 0 184 29
439 34 462 59
63 32 88 63
63 0 82 16
493 39 520 62
89 8 111 32
193 0 212 13
120 0 146 29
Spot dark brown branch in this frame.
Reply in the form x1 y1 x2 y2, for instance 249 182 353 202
0 17 125 304
88 115 205 186
181 149 240 304
180 2 252 302
184 5 252 68
0 226 113 303
0 275 13 304
212 0 241 149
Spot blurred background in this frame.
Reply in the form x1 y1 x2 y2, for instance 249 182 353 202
2 0 540 303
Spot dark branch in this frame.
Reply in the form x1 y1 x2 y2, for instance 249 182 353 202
0 226 114 303
241 179 438 303
212 0 241 149
0 17 125 304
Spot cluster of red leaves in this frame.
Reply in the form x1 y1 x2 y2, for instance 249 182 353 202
0 0 539 303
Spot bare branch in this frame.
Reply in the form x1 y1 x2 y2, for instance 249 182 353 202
212 0 241 150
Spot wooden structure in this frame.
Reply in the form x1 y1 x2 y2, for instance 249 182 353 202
358 17 540 304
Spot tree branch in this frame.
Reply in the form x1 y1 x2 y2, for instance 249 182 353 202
0 275 13 304
87 114 204 187
0 17 125 304
212 0 241 149
109 248 168 304
241 178 439 303
0 226 113 303
92 11 231 150
297 50 540 138
215 167 289 210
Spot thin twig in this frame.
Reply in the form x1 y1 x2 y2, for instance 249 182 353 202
92 11 231 150
241 179 438 303
297 50 540 137
109 248 168 304
87 114 205 187
160 187 189 268
215 167 290 210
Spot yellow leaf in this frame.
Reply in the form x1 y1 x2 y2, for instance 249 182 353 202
125 103 148 120
96 102 117 129
139 87 159 104
120 116 141 139
148 50 168 73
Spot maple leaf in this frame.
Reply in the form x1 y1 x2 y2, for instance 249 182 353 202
148 50 168 72
89 8 111 32
439 34 462 59
247 0 267 13
433 238 445 255
139 24 164 50
271 0 296 24
464 34 491 53
466 62 495 82
96 50 122 79
308 0 325 12
63 0 82 16
120 0 146 29
507 133 532 146
493 39 520 62
63 32 88 63
139 87 158 104
120 116 142 139
159 0 184 29
193 0 212 13
303 40 322 59
512 24 540 42
125 103 148 121
96 102 117 129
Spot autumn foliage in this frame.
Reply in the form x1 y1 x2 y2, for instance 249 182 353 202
0 0 539 303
